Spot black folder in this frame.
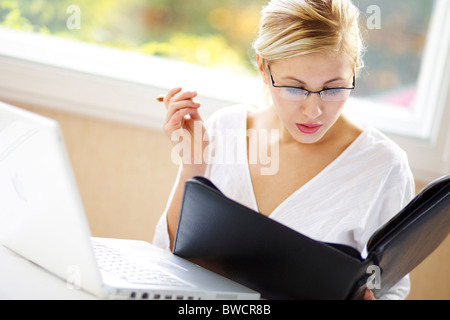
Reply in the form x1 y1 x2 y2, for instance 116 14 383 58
173 175 450 300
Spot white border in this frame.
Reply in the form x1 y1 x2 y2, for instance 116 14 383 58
0 0 449 182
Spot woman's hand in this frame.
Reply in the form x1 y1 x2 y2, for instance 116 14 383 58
159 87 210 250
161 87 209 176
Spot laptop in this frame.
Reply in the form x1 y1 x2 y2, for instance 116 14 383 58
0 101 260 300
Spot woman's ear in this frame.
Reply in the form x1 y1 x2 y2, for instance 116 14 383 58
256 54 268 85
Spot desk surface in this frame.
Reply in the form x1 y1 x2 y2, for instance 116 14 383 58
0 244 96 300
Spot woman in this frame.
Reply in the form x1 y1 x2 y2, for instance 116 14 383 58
153 0 414 300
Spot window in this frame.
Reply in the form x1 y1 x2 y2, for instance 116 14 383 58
0 1 449 181
0 0 437 91
354 0 436 108
0 0 266 75
341 0 441 140
345 0 448 139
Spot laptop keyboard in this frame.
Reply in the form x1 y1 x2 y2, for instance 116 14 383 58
92 240 191 287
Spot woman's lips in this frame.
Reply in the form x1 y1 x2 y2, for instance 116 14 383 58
296 123 322 134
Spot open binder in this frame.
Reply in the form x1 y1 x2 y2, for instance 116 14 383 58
173 175 450 300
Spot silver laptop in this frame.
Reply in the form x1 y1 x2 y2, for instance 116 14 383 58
0 101 260 300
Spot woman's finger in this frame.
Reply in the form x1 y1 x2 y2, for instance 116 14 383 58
165 100 201 123
170 90 198 104
165 108 197 133
363 289 376 300
163 87 182 108
158 90 197 104
186 107 203 122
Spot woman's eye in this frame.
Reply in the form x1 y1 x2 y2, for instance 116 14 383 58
323 88 343 97
284 87 305 95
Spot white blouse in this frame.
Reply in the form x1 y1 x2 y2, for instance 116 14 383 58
153 104 415 300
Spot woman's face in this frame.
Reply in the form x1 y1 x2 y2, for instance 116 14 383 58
259 54 355 145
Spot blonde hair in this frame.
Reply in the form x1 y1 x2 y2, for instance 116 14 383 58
253 0 365 76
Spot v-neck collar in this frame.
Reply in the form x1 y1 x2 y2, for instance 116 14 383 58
242 108 371 218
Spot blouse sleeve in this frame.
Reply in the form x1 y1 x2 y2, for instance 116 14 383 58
152 165 183 251
378 275 411 300
356 151 415 300
378 170 415 300
152 108 221 251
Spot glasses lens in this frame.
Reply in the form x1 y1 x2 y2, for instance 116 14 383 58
321 89 351 102
279 87 308 101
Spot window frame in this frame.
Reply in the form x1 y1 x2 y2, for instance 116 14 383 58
345 0 450 182
0 0 449 182
347 0 449 139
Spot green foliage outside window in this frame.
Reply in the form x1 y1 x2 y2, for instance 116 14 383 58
0 0 436 106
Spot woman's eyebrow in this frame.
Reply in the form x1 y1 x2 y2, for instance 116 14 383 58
282 76 347 86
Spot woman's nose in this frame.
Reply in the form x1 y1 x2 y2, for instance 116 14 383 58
301 94 323 120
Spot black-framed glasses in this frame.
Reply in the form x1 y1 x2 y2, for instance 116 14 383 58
268 66 356 102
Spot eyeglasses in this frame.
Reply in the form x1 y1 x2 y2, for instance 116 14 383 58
268 66 356 102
